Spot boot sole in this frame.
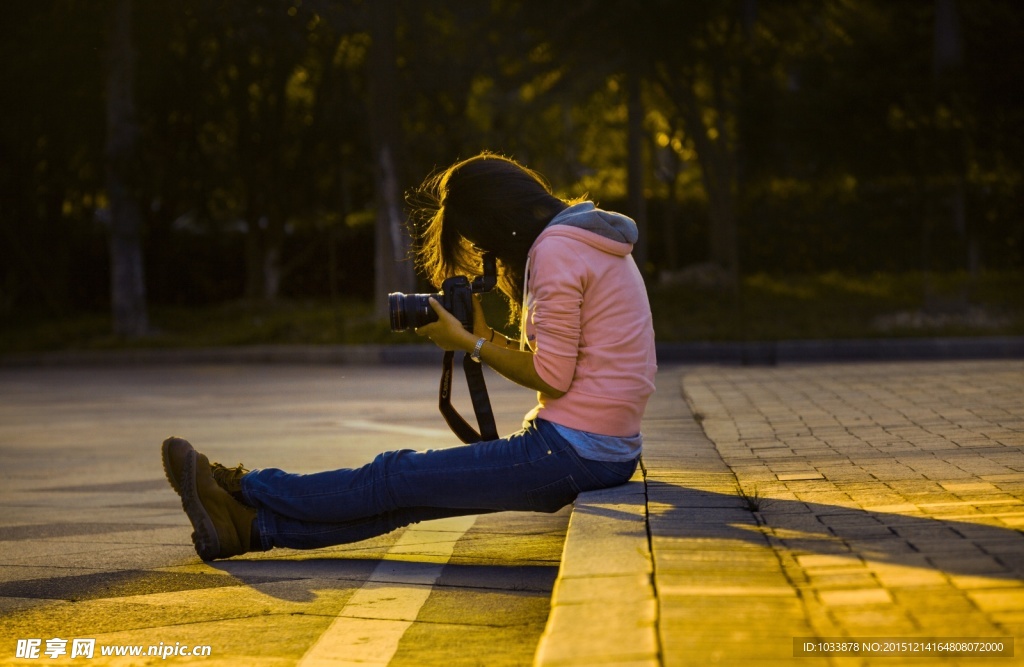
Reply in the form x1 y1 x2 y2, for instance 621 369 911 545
180 452 221 561
162 439 220 560
161 437 192 496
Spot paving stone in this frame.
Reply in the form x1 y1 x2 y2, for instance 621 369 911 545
817 588 894 607
677 360 1024 665
805 572 881 591
777 472 826 481
796 554 864 569
966 589 1024 613
870 565 949 588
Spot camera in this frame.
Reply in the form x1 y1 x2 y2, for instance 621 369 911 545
389 253 497 332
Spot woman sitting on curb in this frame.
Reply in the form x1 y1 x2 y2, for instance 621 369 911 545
162 152 657 560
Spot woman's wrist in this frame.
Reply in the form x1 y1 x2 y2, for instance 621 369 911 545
467 331 484 352
487 328 515 349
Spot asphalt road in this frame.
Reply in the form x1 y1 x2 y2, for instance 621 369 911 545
0 363 568 666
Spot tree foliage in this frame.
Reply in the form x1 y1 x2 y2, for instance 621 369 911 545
0 0 1020 330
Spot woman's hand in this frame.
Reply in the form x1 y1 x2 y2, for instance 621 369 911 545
417 296 564 397
415 298 479 352
470 294 490 340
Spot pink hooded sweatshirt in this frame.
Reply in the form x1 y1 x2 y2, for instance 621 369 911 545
522 202 657 437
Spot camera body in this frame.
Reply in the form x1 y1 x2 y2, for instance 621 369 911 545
389 253 497 332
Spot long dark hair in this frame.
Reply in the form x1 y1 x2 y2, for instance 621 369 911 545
409 152 570 320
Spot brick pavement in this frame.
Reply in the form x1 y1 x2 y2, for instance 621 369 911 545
539 360 1023 666
683 360 1024 664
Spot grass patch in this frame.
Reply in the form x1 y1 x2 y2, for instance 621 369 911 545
739 486 766 513
1 300 405 353
1 271 1021 354
0 292 519 354
650 270 1023 342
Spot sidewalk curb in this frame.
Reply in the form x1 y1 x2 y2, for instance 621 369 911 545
534 366 705 667
2 336 1022 368
533 474 659 667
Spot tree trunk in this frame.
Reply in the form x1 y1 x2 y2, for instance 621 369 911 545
933 0 975 278
626 68 649 274
368 0 415 317
243 214 284 301
671 77 739 287
105 0 149 337
658 143 682 273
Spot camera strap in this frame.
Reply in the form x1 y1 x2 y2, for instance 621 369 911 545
439 350 498 444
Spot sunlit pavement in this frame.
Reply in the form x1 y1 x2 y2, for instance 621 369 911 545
2 359 1023 666
0 364 565 666
538 360 1024 666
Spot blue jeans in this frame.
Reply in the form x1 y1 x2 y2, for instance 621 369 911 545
241 418 638 551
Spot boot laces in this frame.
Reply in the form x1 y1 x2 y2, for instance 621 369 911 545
210 461 248 493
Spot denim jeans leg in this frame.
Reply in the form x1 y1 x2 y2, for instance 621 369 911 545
257 506 498 551
243 418 638 550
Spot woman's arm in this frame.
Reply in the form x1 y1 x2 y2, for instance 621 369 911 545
415 297 566 398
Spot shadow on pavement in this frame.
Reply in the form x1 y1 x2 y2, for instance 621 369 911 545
211 557 559 603
648 485 1024 580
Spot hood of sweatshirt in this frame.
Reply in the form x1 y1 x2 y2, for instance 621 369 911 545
541 201 637 257
517 202 638 350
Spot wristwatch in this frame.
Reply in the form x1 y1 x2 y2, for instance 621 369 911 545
470 337 486 363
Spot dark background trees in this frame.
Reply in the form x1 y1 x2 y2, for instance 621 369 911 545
1 0 1020 339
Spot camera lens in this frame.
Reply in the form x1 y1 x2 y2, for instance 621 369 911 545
388 293 407 331
388 292 438 332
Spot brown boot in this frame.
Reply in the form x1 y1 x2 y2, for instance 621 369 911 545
161 436 194 497
161 438 257 560
162 437 249 504
211 461 250 504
